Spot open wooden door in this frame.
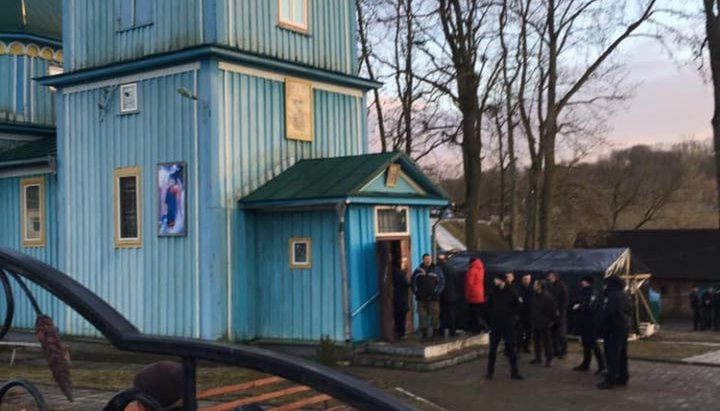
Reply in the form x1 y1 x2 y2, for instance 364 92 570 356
377 238 411 342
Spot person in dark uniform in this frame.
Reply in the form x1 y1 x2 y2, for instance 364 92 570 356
530 280 556 367
712 286 720 331
702 288 713 330
690 286 702 331
485 274 523 381
437 253 458 337
412 254 445 339
572 276 605 373
517 274 534 353
546 272 569 358
596 276 631 390
392 258 410 339
504 272 521 353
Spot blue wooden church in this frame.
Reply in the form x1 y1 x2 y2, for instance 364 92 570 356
0 0 449 343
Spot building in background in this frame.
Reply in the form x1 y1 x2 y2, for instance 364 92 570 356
0 0 448 343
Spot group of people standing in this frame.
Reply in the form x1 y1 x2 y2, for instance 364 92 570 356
689 286 720 331
393 253 633 390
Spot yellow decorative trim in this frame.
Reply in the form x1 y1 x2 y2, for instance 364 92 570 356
0 41 62 61
289 237 312 269
26 44 39 57
9 42 24 55
20 177 46 248
113 167 143 249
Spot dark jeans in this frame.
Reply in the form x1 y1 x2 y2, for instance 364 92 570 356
551 310 567 356
703 308 713 330
441 302 457 336
394 310 407 338
603 330 629 385
517 315 532 351
693 309 702 330
533 327 552 363
487 325 519 376
580 330 605 370
469 303 489 333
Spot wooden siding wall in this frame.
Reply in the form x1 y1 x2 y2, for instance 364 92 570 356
63 0 204 71
345 205 431 341
0 53 57 126
59 67 202 337
63 0 357 75
0 174 65 331
217 0 357 75
245 210 343 341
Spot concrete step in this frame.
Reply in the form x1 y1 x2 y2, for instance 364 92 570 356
364 333 488 359
353 347 487 371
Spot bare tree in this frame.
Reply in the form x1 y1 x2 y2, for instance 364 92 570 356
704 0 720 227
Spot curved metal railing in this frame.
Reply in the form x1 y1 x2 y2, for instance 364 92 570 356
0 247 417 411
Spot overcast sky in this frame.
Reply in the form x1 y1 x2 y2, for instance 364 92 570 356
605 37 712 151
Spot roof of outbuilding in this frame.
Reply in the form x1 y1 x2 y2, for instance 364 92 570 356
240 152 449 206
0 0 62 41
0 137 56 166
575 230 720 281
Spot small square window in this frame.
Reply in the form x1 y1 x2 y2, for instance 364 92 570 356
278 0 309 33
375 206 409 237
289 237 312 269
120 83 138 114
118 0 154 31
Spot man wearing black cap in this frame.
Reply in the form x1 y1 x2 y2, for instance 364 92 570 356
571 275 605 373
596 276 631 389
485 274 523 381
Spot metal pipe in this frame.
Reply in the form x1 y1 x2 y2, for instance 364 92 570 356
336 202 352 343
431 204 452 260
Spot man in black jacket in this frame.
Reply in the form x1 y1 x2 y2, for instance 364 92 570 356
392 258 410 339
437 253 458 337
596 276 631 389
530 280 556 367
546 272 569 358
572 276 605 373
702 288 713 330
517 274 534 353
486 274 523 381
690 286 702 331
412 254 445 339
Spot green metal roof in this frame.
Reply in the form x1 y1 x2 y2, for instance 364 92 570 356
0 0 62 41
240 152 449 207
0 137 56 166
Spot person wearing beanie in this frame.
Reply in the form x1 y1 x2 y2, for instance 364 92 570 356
133 361 185 410
596 276 631 389
571 275 605 373
485 274 523 381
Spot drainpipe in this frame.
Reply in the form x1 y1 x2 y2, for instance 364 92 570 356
431 204 452 260
336 201 352 343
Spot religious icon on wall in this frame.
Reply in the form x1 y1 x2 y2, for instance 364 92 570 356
285 79 313 142
386 164 401 187
157 162 186 236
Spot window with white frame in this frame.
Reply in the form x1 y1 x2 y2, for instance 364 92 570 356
120 83 138 114
278 0 309 33
114 167 142 248
20 178 45 247
375 206 409 237
289 237 312 269
118 0 154 31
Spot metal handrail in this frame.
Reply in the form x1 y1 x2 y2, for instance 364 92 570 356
0 247 418 411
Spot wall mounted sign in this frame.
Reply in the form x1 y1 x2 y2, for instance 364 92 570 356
285 79 313 142
386 164 401 187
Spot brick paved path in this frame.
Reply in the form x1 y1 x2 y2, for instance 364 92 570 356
347 352 720 411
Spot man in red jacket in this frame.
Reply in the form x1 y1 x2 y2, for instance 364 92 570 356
465 257 489 333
